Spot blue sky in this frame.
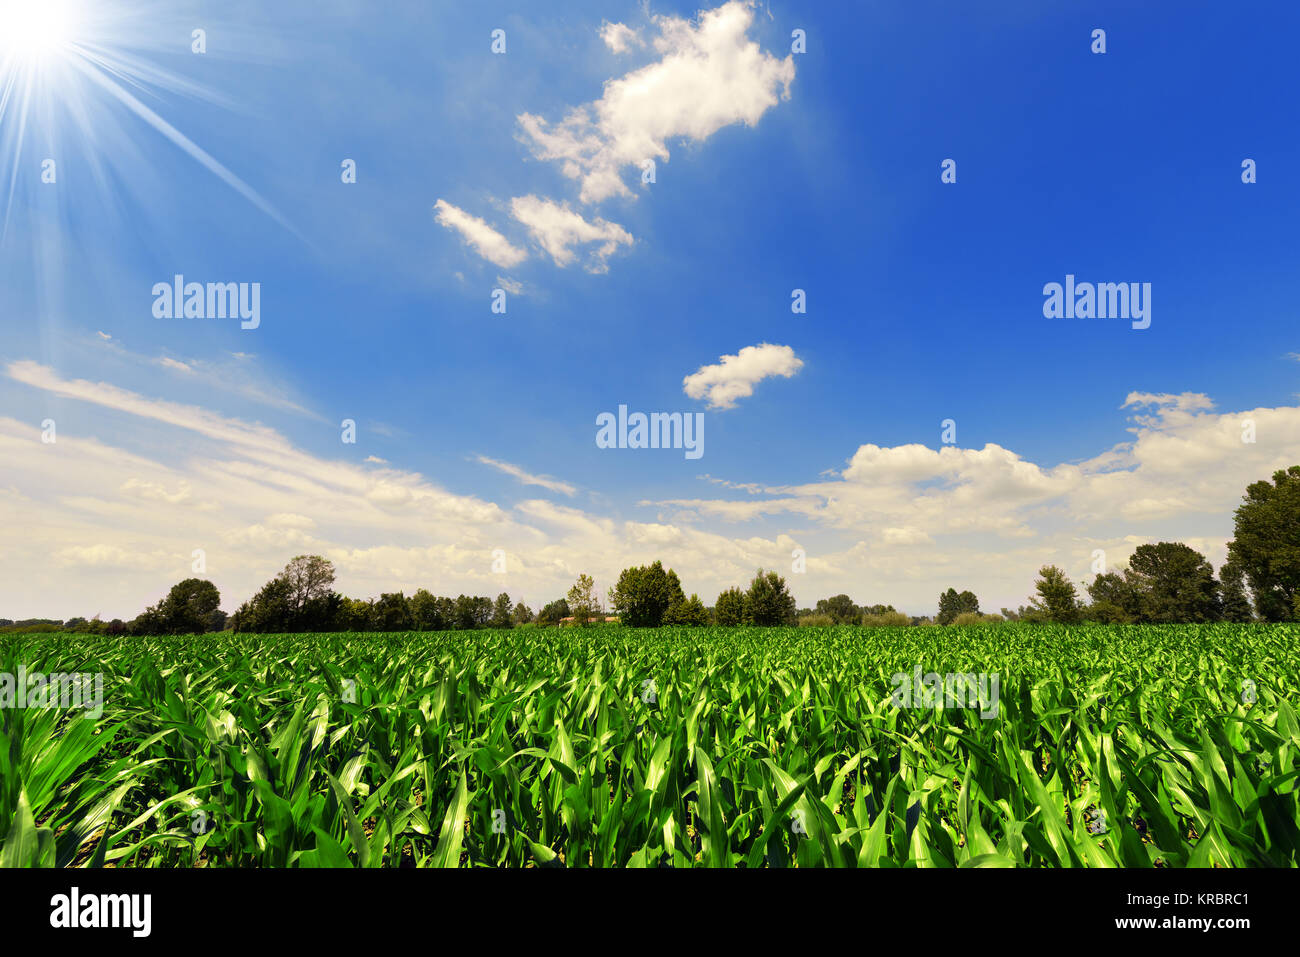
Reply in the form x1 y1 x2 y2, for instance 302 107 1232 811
2 0 1298 619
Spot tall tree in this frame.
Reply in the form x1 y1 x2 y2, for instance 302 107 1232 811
490 593 514 629
410 588 446 630
1027 566 1081 623
714 587 745 626
1124 542 1221 623
936 588 979 625
566 574 599 626
1227 466 1300 621
609 560 681 627
743 569 797 626
156 578 222 634
281 555 336 617
1218 561 1254 623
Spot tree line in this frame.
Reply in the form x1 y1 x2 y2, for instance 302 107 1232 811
16 465 1300 634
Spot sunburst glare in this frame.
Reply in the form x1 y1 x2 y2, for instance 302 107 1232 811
0 0 294 238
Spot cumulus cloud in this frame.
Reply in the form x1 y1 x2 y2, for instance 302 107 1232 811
7 359 1300 620
682 342 803 409
599 21 643 54
518 1 795 203
433 199 528 268
509 195 633 272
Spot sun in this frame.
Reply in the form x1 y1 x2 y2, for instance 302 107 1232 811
0 0 82 65
0 0 296 240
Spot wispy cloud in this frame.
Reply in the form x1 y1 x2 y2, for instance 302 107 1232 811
90 334 319 418
434 199 528 268
510 195 633 273
474 455 577 496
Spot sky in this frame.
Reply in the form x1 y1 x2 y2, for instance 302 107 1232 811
2 0 1298 621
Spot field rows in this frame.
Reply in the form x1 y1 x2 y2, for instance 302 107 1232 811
1 624 1298 867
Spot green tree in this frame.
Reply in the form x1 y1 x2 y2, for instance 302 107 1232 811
511 601 533 625
490 592 514 629
230 576 294 633
815 594 860 624
566 574 599 626
452 595 491 630
333 596 374 631
1086 571 1141 623
537 598 570 626
743 569 797 626
609 560 683 627
1227 466 1300 620
664 593 708 625
714 587 745 625
1124 542 1221 623
128 605 165 636
281 555 336 618
156 578 222 634
1027 566 1081 623
410 588 447 630
1218 561 1254 623
936 588 979 625
371 592 413 631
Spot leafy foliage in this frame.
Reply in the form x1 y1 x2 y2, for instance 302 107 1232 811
936 589 980 626
1227 466 1300 621
1 623 1296 868
743 569 797 626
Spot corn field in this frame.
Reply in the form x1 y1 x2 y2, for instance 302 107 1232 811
1 623 1297 867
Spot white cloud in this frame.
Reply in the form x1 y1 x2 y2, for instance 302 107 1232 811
496 275 523 295
599 21 643 54
433 199 528 268
882 527 934 546
475 455 577 496
120 478 193 505
683 342 803 409
6 359 1300 621
92 335 316 418
509 195 633 272
518 1 795 203
54 544 172 571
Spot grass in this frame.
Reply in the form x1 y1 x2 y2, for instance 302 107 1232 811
1 623 1297 867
